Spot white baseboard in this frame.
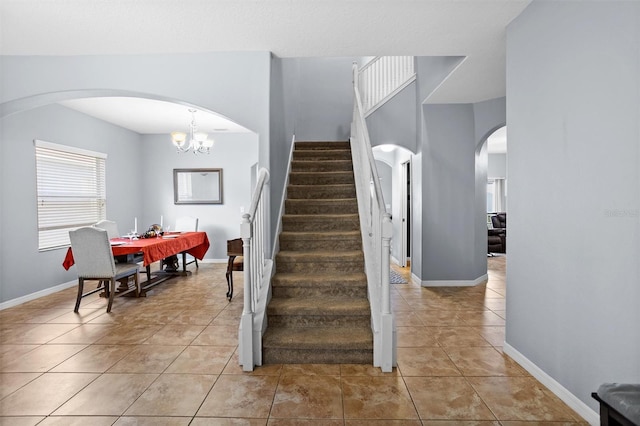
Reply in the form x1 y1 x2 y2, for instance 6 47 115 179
199 258 228 264
411 273 421 286
503 342 599 426
421 273 488 287
0 280 76 311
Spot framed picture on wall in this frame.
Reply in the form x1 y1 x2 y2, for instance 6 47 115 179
173 168 223 204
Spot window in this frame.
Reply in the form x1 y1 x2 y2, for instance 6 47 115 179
35 140 107 250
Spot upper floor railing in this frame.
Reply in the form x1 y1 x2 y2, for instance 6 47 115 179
357 56 416 117
351 62 396 372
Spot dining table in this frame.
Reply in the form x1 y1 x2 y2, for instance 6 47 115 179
63 231 210 294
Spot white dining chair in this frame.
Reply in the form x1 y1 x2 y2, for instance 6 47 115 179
94 219 120 239
174 216 199 269
69 227 140 313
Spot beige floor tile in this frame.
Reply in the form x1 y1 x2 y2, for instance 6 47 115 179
222 349 283 375
397 347 461 376
457 310 506 326
394 311 426 326
53 373 157 416
404 376 496 420
345 421 423 426
125 373 216 416
0 372 98 415
342 375 419 419
500 422 587 426
443 346 528 377
168 307 223 325
281 363 340 376
191 325 239 346
340 363 399 376
38 416 118 425
0 372 40 399
197 375 279 418
0 344 86 372
0 343 38 357
48 323 114 344
396 326 440 347
472 326 506 347
107 345 185 373
270 374 343 419
270 420 343 426
50 344 134 373
165 345 235 374
192 419 267 426
1 323 79 344
113 418 192 426
433 327 493 347
95 324 164 345
0 417 44 426
420 422 500 426
142 324 205 345
468 376 580 422
46 308 106 324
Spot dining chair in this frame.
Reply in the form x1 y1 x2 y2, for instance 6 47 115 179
69 227 140 313
174 216 199 269
94 219 120 239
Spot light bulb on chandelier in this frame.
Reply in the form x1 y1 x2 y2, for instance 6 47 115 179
171 109 214 154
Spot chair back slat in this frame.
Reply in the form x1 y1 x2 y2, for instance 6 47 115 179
69 227 116 278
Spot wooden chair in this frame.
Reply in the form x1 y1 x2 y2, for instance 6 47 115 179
226 238 243 301
69 227 140 313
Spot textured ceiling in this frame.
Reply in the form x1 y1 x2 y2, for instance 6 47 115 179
0 0 530 134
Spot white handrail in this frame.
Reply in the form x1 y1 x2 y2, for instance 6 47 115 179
351 62 396 372
239 167 270 371
358 56 416 117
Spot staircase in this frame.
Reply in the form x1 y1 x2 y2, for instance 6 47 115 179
262 141 373 364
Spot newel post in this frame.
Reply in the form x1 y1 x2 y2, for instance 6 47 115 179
380 212 395 372
239 213 254 371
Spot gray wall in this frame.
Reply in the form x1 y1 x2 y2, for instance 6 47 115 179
140 133 258 260
0 105 143 302
421 103 479 282
284 57 356 142
488 154 507 179
367 81 417 153
506 0 640 414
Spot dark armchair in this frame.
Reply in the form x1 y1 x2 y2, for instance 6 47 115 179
488 212 506 254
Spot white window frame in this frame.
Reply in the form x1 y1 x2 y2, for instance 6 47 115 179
34 140 107 251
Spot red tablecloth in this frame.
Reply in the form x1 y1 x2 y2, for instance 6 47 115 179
63 231 210 270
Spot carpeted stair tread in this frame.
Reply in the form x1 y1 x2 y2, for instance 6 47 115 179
276 250 363 262
268 297 370 316
285 198 358 214
294 141 351 150
291 160 353 172
271 272 366 288
279 230 361 240
289 171 355 185
263 326 373 350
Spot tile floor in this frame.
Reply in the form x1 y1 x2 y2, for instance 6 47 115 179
0 256 588 425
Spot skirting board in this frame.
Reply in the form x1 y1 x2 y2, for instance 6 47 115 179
503 342 599 425
0 280 76 311
421 273 488 287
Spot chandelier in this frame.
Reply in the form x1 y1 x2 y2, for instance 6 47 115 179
170 109 214 154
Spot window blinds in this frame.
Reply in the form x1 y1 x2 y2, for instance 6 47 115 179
34 140 107 251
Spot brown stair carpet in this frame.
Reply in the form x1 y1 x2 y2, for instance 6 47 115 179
262 141 373 364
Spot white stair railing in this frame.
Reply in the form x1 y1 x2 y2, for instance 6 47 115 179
358 56 415 117
351 63 396 372
238 167 271 371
